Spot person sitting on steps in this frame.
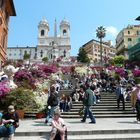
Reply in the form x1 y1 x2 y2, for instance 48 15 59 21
49 108 67 140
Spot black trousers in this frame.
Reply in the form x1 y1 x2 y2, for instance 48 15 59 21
135 100 140 121
117 94 125 110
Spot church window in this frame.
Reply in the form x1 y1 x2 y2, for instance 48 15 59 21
52 41 54 45
41 30 45 36
0 0 4 9
137 30 140 35
40 50 43 57
128 38 132 42
63 29 67 36
63 50 66 57
5 11 9 24
51 54 53 59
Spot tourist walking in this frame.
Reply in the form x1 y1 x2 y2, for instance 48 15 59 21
81 84 96 124
133 84 140 123
130 83 137 111
45 85 59 124
115 84 126 110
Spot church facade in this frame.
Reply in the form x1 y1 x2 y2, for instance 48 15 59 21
7 18 71 62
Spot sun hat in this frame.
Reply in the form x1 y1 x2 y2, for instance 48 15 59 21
8 105 15 112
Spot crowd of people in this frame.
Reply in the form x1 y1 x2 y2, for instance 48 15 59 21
1 67 140 139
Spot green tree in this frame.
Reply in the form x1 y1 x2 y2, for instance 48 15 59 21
77 47 90 63
96 26 106 65
23 51 30 60
42 57 48 63
112 55 125 66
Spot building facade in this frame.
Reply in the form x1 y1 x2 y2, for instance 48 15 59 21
7 18 71 62
115 24 140 59
0 0 16 67
128 42 140 61
82 39 116 64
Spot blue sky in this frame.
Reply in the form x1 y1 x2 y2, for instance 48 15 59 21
8 0 140 56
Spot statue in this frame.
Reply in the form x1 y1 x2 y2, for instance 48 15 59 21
3 65 19 89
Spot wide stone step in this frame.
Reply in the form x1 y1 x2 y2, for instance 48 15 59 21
73 102 131 106
62 111 135 115
68 133 140 140
61 114 136 118
72 105 132 108
12 133 140 140
69 108 133 112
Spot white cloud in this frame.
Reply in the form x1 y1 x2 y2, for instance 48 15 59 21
106 26 118 37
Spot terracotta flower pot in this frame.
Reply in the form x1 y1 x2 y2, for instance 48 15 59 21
16 109 25 119
36 113 45 119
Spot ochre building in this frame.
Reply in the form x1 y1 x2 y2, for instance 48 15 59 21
115 24 140 59
82 39 116 65
0 0 16 67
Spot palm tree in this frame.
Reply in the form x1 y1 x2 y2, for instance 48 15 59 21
96 26 106 65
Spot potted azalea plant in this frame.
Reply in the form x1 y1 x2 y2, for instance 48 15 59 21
5 87 39 119
36 107 48 119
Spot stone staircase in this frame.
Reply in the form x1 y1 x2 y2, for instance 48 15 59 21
16 90 139 140
25 90 136 119
61 92 136 118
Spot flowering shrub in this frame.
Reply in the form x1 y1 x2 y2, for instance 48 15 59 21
14 69 36 89
115 67 125 77
35 64 58 76
132 69 140 77
30 66 47 78
34 79 50 110
0 81 10 98
6 87 40 110
107 66 115 71
60 66 72 73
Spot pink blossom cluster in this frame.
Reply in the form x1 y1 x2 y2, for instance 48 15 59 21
115 67 125 76
0 81 10 98
132 69 140 77
14 69 36 89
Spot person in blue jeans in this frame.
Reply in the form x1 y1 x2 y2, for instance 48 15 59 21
0 112 7 137
81 84 96 124
45 85 59 124
1 105 19 140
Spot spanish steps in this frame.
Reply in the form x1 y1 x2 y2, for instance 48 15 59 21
12 89 140 140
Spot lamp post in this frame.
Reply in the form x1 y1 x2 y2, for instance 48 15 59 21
96 26 106 66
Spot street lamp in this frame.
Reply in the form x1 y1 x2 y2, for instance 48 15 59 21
96 26 106 65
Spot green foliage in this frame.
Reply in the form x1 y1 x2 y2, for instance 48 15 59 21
134 77 140 84
6 87 39 110
96 26 106 39
77 47 90 63
112 55 125 65
23 51 30 60
42 57 48 63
